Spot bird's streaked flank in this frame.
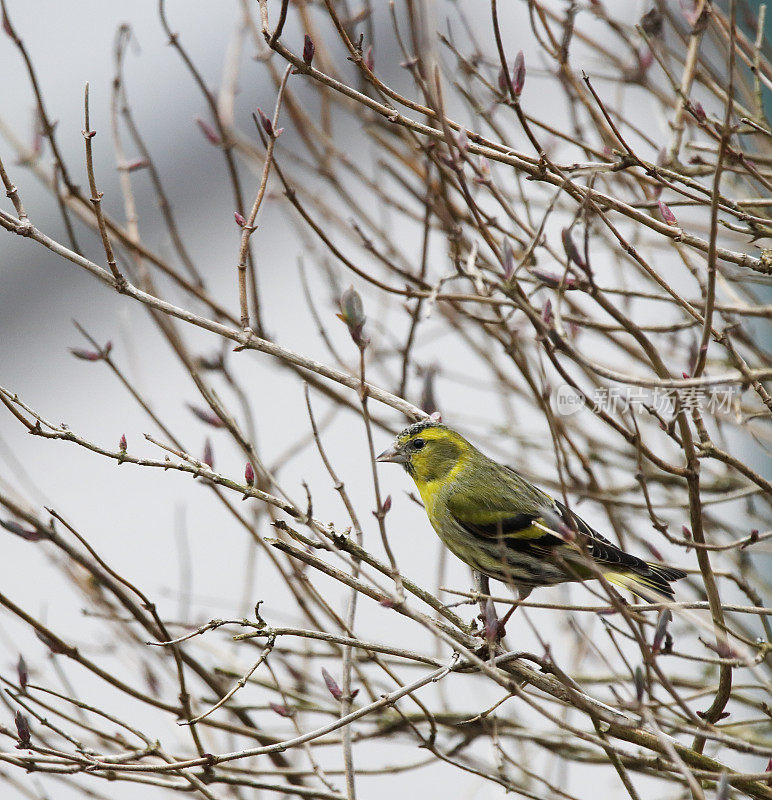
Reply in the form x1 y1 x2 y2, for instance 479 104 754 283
377 420 685 602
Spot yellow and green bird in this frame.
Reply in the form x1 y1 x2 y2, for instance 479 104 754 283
377 420 685 601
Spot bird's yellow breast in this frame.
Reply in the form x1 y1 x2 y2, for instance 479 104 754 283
415 459 465 529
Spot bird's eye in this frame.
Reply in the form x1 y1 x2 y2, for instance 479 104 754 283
412 438 425 450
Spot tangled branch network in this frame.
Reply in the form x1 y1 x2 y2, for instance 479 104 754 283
0 2 770 800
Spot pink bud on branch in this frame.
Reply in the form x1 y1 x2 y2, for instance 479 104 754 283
321 667 343 700
337 285 368 349
69 348 102 361
124 159 149 172
652 608 672 654
196 118 220 145
420 367 439 416
657 200 678 226
1 519 46 542
202 438 214 470
646 542 664 562
256 107 274 137
561 228 588 272
530 268 579 290
245 462 255 486
541 298 554 327
257 108 283 139
474 155 491 184
303 34 315 66
186 404 225 428
17 655 28 692
497 66 509 94
15 711 31 748
270 702 290 717
742 529 760 550
70 340 112 362
455 127 469 155
512 51 526 97
634 665 645 704
703 637 741 660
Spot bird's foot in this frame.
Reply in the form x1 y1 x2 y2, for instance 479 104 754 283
471 599 506 658
472 597 526 657
472 641 500 660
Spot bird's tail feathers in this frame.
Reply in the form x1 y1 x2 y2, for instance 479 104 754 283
605 563 686 601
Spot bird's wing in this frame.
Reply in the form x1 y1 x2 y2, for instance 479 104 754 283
449 509 562 549
447 465 681 596
448 466 650 572
550 498 650 573
446 468 564 550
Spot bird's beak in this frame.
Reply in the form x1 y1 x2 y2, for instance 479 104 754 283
375 444 408 464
